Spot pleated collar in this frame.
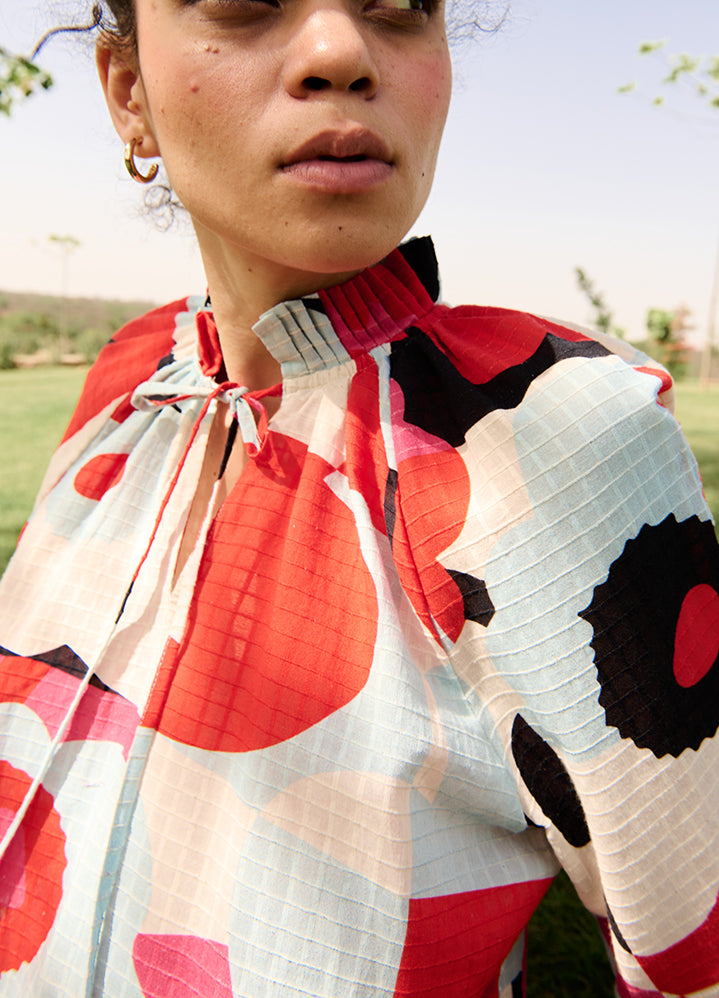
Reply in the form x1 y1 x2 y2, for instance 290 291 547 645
196 236 440 380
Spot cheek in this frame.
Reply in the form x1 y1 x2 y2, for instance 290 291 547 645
409 52 451 138
145 46 255 143
144 62 205 140
402 54 451 173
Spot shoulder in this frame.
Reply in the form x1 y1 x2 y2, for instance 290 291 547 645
398 302 709 520
413 302 673 408
61 296 202 442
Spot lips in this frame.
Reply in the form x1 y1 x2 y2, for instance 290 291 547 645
279 128 395 193
282 128 393 168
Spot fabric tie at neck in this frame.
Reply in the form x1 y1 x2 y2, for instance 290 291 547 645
132 378 270 456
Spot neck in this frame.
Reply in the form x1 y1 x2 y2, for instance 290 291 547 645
195 223 362 389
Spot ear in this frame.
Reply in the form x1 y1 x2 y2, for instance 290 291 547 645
96 43 161 159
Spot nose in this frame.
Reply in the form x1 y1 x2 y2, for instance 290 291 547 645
282 6 380 99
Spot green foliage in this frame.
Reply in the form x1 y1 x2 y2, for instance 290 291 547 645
620 41 719 110
574 268 625 339
646 307 674 343
0 290 156 368
645 304 692 380
48 234 81 251
0 344 16 371
71 324 122 362
0 311 60 366
0 47 53 116
1 6 106 117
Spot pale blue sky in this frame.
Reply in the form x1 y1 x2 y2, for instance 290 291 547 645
1 0 717 344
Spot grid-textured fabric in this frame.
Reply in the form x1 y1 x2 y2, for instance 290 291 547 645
0 238 718 997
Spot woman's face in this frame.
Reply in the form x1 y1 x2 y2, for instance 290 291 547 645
104 0 452 296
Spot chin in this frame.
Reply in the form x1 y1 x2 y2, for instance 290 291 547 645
287 218 413 279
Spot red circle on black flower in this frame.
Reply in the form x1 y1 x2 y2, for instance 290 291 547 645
673 583 719 687
579 514 719 758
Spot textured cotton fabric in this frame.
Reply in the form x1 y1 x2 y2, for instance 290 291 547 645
0 238 718 997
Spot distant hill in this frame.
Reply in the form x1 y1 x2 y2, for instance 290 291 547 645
0 290 158 369
0 289 157 334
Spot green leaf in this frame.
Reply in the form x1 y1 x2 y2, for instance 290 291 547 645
676 53 700 73
0 47 53 115
639 40 665 55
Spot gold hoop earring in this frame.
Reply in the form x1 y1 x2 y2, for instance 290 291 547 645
123 137 159 184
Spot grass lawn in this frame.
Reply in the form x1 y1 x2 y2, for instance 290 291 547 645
0 368 717 995
672 381 719 520
0 366 88 571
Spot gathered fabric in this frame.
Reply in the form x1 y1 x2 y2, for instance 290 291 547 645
0 237 718 997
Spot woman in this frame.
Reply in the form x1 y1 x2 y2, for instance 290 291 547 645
0 0 718 995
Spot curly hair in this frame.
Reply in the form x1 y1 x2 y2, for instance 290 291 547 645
97 0 136 52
